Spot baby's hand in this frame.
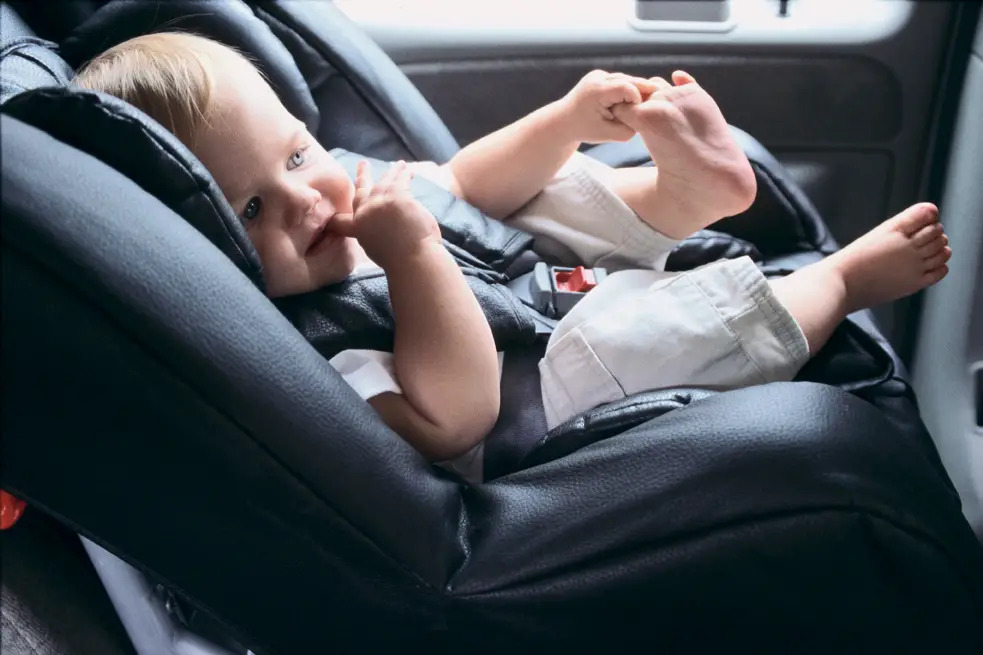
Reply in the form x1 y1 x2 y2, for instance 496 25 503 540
333 161 442 271
558 70 659 144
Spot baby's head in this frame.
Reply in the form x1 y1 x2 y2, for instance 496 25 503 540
74 32 361 296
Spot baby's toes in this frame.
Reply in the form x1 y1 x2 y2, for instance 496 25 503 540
648 76 673 92
923 265 949 285
912 222 944 247
897 202 939 235
920 233 948 256
923 246 952 271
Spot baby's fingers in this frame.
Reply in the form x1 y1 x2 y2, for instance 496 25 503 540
352 160 373 211
610 101 644 131
621 81 643 105
392 161 415 192
611 72 659 96
600 80 643 119
376 160 408 194
355 160 373 189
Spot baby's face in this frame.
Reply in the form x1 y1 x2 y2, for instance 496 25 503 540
193 57 361 297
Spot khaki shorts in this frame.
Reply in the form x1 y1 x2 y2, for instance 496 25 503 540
507 153 811 430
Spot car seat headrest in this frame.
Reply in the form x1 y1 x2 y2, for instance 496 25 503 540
2 86 266 290
60 0 319 135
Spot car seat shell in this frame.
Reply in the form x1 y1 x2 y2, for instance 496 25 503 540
2 1 982 652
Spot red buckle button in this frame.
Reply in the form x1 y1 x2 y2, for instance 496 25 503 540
1 491 26 530
553 266 597 293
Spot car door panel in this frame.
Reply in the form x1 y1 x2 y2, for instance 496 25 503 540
913 21 983 539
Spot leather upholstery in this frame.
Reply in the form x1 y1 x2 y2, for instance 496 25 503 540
0 3 73 104
2 1 982 652
2 86 266 290
0 1 32 40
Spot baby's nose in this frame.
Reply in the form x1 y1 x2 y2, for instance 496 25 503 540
289 188 321 225
303 197 320 221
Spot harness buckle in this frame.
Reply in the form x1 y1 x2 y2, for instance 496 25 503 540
529 262 608 319
1 490 27 530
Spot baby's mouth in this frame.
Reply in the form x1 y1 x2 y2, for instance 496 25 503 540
307 216 342 254
307 218 337 254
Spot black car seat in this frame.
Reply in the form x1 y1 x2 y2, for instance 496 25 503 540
2 1 982 653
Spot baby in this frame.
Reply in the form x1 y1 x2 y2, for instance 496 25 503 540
75 33 950 481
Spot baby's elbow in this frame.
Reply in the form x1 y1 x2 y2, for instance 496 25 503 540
469 396 501 445
438 396 499 460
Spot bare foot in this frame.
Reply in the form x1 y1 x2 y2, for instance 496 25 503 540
611 70 756 225
826 202 951 313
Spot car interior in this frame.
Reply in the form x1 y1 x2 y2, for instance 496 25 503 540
2 1 982 653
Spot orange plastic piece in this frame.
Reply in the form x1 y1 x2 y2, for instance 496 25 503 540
0 491 27 530
553 266 597 293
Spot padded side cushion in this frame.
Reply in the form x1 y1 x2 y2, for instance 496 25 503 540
0 2 34 42
0 36 74 103
665 228 762 271
2 87 265 289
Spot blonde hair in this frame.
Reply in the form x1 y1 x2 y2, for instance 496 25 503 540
73 32 252 149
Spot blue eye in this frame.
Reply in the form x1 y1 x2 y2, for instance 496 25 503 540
288 148 306 170
242 197 261 221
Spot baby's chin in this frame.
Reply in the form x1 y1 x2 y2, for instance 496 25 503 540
320 237 371 285
341 236 373 272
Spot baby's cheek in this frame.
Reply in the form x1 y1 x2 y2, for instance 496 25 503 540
250 240 297 297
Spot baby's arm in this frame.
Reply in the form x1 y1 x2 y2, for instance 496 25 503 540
335 162 500 461
366 238 499 461
441 71 657 219
443 101 579 219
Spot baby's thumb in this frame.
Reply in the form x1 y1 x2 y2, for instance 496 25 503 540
330 212 357 237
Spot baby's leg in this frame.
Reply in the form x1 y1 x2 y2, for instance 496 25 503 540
770 203 950 354
538 202 949 428
607 71 757 240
